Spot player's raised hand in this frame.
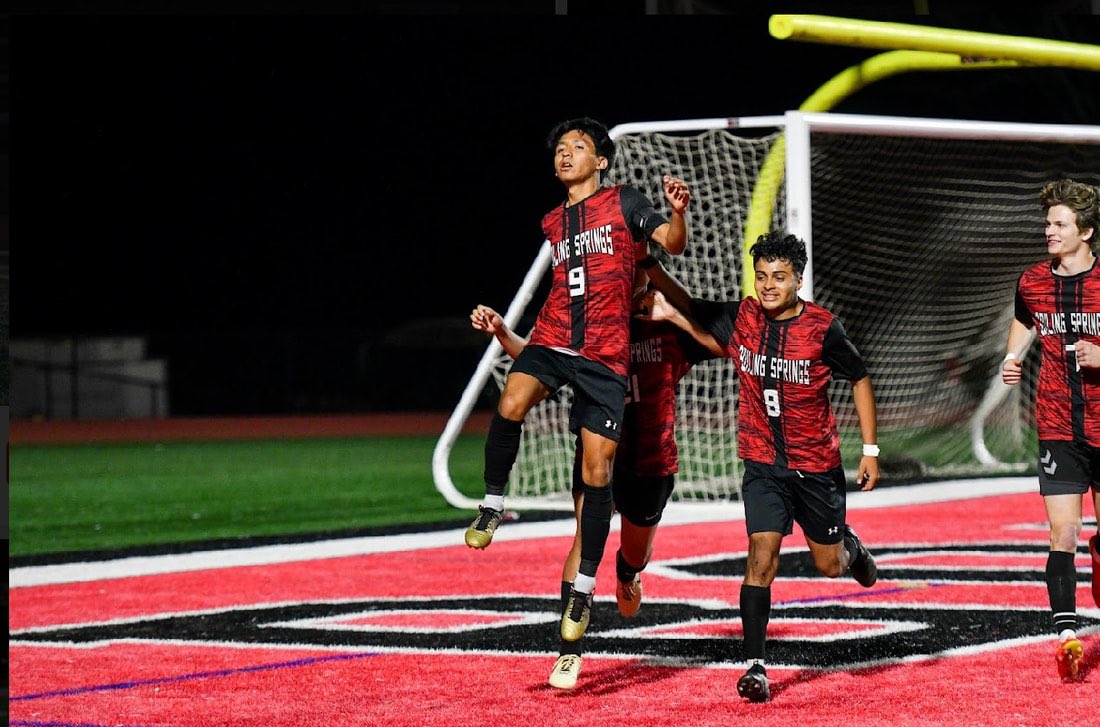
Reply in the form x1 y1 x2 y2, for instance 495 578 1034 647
663 175 691 215
471 305 504 335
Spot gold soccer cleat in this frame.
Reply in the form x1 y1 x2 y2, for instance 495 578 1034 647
464 506 503 549
560 587 593 642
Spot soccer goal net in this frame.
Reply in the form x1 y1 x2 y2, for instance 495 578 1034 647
433 112 1100 510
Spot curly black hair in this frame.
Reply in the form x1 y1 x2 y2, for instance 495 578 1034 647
749 230 807 275
546 117 615 171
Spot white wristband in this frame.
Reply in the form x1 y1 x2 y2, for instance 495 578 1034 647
1003 352 1017 363
862 443 880 457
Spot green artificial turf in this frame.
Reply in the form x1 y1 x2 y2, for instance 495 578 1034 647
9 423 1035 558
9 435 487 557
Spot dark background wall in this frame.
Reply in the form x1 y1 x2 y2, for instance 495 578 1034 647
10 5 1100 414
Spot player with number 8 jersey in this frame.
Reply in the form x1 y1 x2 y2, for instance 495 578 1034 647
714 295 864 472
641 230 880 702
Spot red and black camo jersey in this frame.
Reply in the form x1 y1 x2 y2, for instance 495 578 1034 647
701 296 868 472
528 185 667 378
617 312 717 478
1014 258 1100 445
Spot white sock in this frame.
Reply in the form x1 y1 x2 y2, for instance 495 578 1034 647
1059 629 1077 643
573 573 596 595
748 658 766 669
483 494 504 512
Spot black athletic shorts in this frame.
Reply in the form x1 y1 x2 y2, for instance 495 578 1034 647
511 345 627 442
612 471 676 528
1037 439 1100 496
741 459 847 545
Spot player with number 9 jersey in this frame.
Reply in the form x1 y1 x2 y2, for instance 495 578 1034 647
467 118 692 665
529 184 669 379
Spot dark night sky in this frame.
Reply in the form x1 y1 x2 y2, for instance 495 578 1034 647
12 9 1100 413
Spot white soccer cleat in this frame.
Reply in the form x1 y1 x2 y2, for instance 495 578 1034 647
549 654 582 690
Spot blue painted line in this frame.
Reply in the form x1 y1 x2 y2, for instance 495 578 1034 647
10 651 380 702
10 717 162 721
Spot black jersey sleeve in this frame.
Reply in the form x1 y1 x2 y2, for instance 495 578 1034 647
691 299 740 355
822 317 869 381
620 185 669 241
1014 284 1035 327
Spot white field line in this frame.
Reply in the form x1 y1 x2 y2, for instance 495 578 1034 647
9 477 1037 589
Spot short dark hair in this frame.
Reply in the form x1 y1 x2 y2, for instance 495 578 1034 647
749 230 807 275
1040 178 1100 246
546 117 615 170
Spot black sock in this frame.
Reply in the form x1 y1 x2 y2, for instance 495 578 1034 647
483 412 522 497
1046 550 1077 635
740 584 771 661
617 549 643 583
578 482 614 578
559 580 582 657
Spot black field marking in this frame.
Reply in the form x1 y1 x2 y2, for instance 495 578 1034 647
12 597 1098 670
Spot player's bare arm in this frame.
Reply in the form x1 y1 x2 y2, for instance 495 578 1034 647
851 376 880 491
471 304 527 360
1001 319 1031 385
649 175 690 255
638 290 725 356
642 258 693 315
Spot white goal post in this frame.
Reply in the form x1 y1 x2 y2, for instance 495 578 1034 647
433 111 1100 511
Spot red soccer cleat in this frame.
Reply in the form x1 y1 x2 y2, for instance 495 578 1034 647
1055 638 1084 682
616 573 643 618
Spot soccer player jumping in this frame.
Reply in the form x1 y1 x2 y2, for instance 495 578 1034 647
1002 177 1100 683
465 118 690 646
470 258 717 690
643 230 880 703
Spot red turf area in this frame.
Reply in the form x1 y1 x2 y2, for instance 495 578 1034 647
9 492 1100 727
